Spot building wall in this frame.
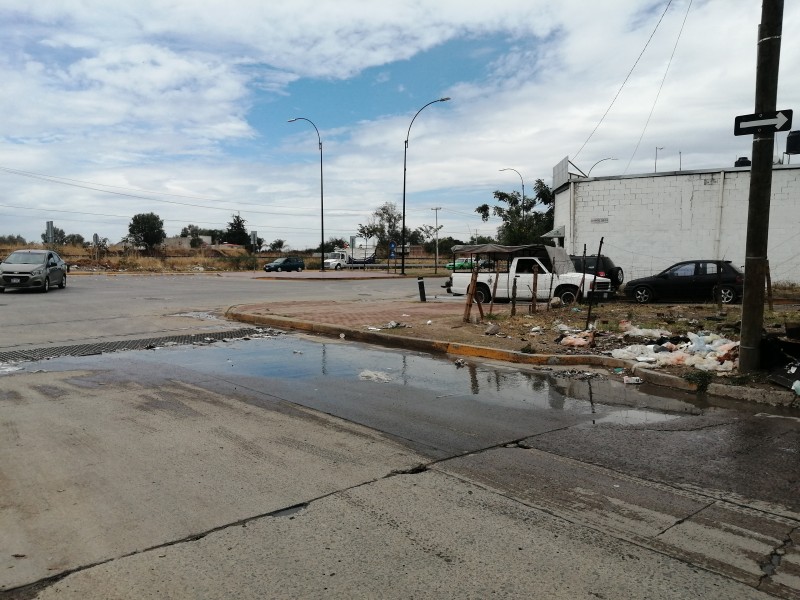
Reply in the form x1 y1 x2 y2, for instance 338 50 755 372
553 165 800 283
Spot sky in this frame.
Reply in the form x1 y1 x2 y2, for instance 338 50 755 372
1 0 798 250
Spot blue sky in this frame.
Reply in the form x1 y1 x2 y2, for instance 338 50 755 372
0 1 798 249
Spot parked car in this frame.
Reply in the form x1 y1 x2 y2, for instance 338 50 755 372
263 256 305 272
0 249 68 293
445 258 474 270
624 260 743 304
570 254 624 291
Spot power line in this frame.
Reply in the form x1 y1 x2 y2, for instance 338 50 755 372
624 0 693 173
572 0 674 161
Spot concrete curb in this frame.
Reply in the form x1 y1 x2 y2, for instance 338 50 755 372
225 306 799 407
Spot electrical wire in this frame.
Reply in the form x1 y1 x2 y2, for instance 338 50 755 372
572 0 674 162
624 0 693 173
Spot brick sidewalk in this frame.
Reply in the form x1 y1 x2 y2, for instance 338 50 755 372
228 299 483 329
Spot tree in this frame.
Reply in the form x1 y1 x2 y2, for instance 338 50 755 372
416 224 442 254
223 214 250 246
357 202 402 248
128 213 166 253
41 226 67 245
0 234 26 245
269 239 286 252
64 233 85 246
325 237 347 253
475 178 554 245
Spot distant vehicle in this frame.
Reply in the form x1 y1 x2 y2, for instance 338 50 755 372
323 246 377 270
624 260 743 304
264 256 305 272
445 258 474 270
570 254 624 291
0 249 68 293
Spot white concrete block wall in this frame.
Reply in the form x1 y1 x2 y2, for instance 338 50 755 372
553 166 800 284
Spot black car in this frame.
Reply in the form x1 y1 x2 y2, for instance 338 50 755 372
624 260 743 304
0 249 68 293
570 254 624 290
264 256 305 272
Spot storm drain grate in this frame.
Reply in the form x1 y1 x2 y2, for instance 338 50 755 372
0 328 266 364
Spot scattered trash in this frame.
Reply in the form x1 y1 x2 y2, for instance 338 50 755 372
529 326 543 334
359 370 393 383
611 330 740 372
485 323 501 336
792 380 800 395
454 358 467 368
293 350 303 354
623 376 643 384
339 333 345 339
426 320 433 325
560 331 594 347
619 320 672 339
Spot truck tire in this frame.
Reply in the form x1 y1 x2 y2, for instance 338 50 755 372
474 283 492 304
556 285 579 305
335 264 342 270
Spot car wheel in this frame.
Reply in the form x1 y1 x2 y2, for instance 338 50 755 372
42 277 50 293
473 283 492 304
335 264 341 270
297 267 303 272
614 267 624 286
0 287 4 293
276 267 282 272
632 286 653 303
59 274 67 289
715 285 736 304
557 285 579 305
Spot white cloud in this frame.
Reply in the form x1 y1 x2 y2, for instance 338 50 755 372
0 0 798 247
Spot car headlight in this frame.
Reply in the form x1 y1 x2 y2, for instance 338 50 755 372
31 267 44 276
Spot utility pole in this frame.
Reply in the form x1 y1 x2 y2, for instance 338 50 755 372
431 207 441 274
739 0 784 373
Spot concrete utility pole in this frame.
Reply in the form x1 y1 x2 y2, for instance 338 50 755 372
739 0 784 373
431 207 441 274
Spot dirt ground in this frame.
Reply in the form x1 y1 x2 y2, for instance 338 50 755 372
387 296 800 389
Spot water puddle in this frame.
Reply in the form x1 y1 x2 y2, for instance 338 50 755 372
8 335 706 424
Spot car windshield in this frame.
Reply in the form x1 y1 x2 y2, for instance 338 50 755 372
272 259 287 264
4 252 46 265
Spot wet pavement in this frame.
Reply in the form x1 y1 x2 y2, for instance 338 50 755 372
2 334 798 598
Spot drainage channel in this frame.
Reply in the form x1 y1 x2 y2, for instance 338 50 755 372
0 328 264 364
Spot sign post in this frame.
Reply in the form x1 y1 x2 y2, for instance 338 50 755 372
738 0 785 373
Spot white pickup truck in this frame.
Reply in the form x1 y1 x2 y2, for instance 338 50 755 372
446 245 613 304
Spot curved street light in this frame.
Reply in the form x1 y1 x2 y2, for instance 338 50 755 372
655 146 664 173
402 97 450 275
288 117 325 271
499 168 527 240
587 157 617 177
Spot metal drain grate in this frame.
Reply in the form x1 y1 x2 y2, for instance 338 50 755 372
0 328 265 364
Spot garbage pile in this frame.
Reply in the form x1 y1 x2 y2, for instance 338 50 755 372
610 321 739 372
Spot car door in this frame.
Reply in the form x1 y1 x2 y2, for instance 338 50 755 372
693 261 723 301
661 261 698 300
46 252 63 284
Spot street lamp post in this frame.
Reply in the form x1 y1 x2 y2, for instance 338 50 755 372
431 207 441 274
288 117 325 271
587 157 617 177
655 146 664 173
499 167 525 240
402 97 450 275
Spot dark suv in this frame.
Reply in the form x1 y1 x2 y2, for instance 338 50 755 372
264 256 305 272
570 254 624 291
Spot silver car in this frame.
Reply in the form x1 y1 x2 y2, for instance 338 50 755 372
0 249 68 293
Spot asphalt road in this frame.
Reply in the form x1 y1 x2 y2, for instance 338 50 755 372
0 271 438 352
1 273 799 599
